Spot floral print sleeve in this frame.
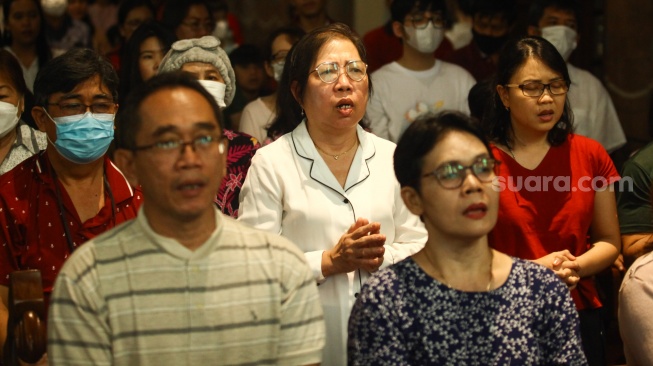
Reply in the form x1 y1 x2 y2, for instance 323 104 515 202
215 129 260 218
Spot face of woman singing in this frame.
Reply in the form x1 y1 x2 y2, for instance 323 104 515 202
405 131 499 241
497 56 567 136
296 37 369 133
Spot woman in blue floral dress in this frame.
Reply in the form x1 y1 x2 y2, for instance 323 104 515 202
347 112 587 365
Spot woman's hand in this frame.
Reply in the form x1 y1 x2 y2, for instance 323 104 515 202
322 218 386 277
534 250 580 290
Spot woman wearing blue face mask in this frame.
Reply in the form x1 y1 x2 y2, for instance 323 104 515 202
239 26 305 145
0 50 47 175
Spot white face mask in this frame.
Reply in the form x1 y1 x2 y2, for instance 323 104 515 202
541 25 578 62
41 0 67 17
198 80 227 108
404 23 444 54
271 61 285 83
0 101 20 138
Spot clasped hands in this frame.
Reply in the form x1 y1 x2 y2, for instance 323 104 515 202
537 250 581 290
322 218 386 277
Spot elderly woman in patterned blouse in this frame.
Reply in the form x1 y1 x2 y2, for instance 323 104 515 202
347 112 587 365
157 35 259 217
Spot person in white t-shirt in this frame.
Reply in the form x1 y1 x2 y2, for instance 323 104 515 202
239 27 304 144
527 0 626 153
366 0 475 143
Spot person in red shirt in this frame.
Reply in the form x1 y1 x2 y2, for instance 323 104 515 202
0 47 142 363
483 36 620 366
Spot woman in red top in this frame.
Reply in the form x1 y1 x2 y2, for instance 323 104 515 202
483 36 620 366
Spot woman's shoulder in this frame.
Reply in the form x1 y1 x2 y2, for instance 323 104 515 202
509 258 570 293
568 133 606 152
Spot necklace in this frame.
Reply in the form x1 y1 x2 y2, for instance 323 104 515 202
315 139 358 160
423 248 494 292
506 144 516 160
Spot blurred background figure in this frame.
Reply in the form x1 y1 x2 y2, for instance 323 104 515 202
66 0 90 25
207 0 243 54
362 0 454 73
619 244 653 365
223 43 268 131
105 0 155 73
366 0 475 143
289 0 332 33
443 0 517 81
41 0 92 57
118 20 175 105
239 26 304 144
0 49 46 175
2 0 51 91
87 0 118 54
161 0 213 41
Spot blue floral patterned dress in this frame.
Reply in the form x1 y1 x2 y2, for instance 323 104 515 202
348 257 587 365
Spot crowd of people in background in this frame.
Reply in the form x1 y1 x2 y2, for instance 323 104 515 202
0 0 648 365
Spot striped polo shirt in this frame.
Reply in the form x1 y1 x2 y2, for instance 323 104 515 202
48 207 325 365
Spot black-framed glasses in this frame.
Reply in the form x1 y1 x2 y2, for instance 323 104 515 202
423 157 499 189
408 12 446 29
132 134 227 156
504 80 569 97
47 101 117 116
311 60 367 84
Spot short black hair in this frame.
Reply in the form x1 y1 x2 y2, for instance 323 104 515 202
117 0 155 26
471 0 518 26
115 71 223 150
161 0 212 32
394 111 491 192
228 44 264 67
468 79 494 121
482 36 573 149
33 48 119 108
527 0 581 27
390 0 446 23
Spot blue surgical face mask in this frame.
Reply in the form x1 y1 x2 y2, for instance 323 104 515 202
44 110 115 164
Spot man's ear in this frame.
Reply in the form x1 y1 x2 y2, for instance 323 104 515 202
400 186 424 217
113 149 139 187
392 20 405 39
527 25 541 36
31 106 49 133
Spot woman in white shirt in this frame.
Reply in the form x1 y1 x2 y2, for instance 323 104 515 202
238 23 426 366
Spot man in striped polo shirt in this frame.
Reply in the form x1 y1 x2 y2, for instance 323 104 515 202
47 71 325 366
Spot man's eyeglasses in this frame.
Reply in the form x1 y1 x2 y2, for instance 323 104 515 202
408 13 445 29
181 20 214 32
504 80 570 97
47 102 117 116
131 134 227 156
311 60 368 84
423 157 498 189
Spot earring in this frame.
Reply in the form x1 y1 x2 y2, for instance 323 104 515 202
301 108 305 116
504 106 510 111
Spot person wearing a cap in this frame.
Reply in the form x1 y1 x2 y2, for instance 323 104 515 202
155 35 258 218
